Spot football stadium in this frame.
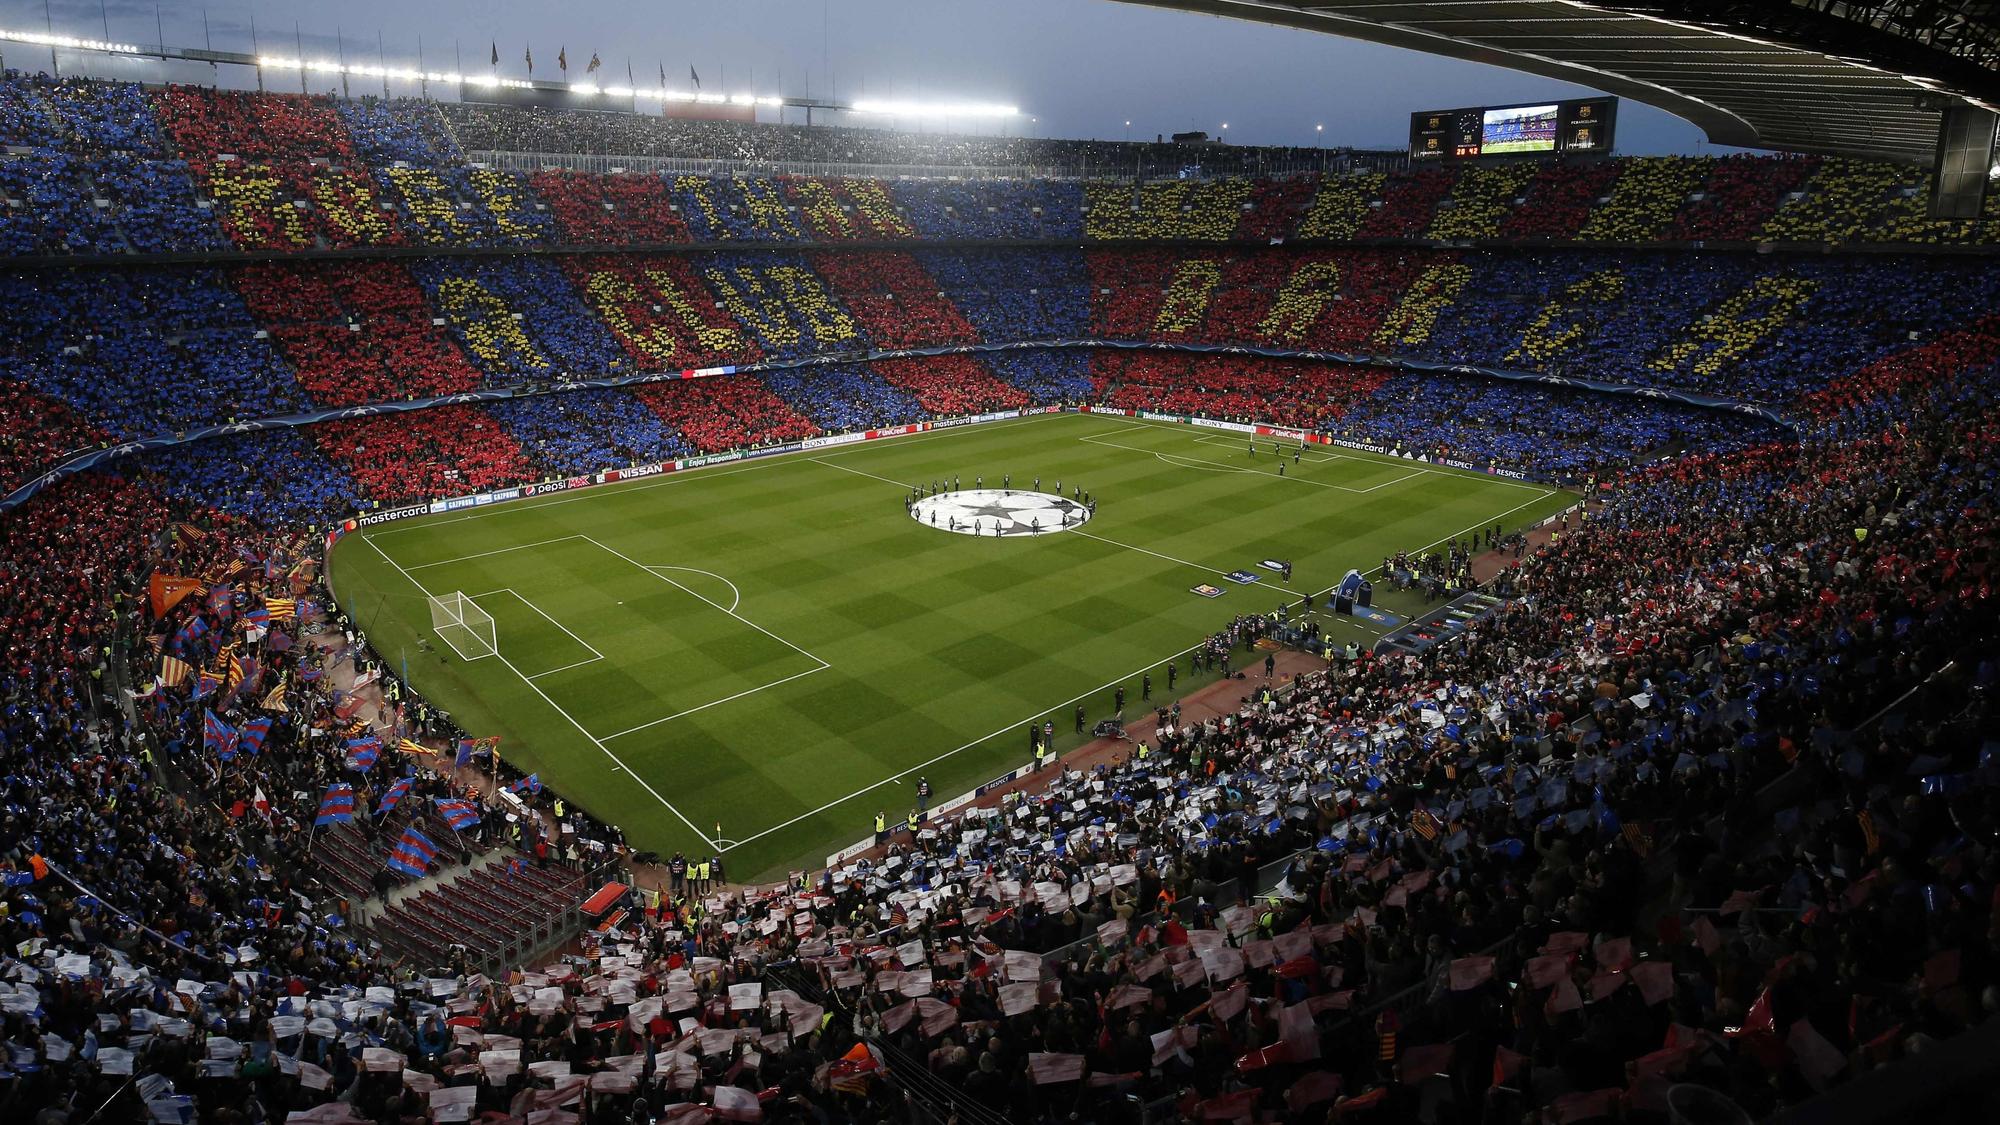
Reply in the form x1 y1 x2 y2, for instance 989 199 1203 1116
1 1 1997 1122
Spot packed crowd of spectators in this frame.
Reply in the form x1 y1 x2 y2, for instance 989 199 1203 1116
8 71 2000 260
7 57 2000 1125
0 288 1991 1123
5 238 1998 504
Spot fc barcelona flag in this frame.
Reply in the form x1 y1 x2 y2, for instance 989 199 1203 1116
385 828 440 878
203 710 239 760
315 783 356 826
238 715 274 756
378 776 415 816
436 797 481 831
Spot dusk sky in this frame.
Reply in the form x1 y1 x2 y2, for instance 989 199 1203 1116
14 0 1726 154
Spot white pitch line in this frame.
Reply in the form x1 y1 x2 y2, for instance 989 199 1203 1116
599 665 828 740
369 413 1052 536
807 457 913 489
360 534 716 847
474 588 605 662
717 637 1212 855
579 535 830 671
1063 527 1235 579
646 566 742 614
526 656 605 680
1083 433 1410 495
1189 433 1358 465
722 483 1568 856
1117 414 1551 495
406 534 585 568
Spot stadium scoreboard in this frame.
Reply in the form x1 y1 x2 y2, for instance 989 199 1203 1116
1409 98 1615 161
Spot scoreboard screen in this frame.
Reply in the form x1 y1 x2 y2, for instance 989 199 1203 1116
1410 97 1616 160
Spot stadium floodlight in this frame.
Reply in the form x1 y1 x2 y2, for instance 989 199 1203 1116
429 592 497 662
849 99 1020 119
0 27 140 54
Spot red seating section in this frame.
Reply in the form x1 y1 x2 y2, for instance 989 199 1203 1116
530 170 691 245
235 262 485 406
1091 353 1389 425
0 380 105 497
808 251 980 347
312 404 536 502
632 374 822 453
872 355 1028 415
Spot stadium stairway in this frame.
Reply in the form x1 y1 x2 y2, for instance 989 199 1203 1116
309 803 485 921
370 850 599 976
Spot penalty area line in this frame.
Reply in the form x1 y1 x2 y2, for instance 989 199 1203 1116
358 534 718 849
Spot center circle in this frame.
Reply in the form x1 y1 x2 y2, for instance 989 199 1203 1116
909 489 1091 537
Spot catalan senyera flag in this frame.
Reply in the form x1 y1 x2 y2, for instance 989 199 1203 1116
396 738 429 757
159 654 193 689
260 679 289 713
265 598 297 624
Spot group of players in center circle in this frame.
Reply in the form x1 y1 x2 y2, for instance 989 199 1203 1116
903 474 1096 534
1249 438 1308 475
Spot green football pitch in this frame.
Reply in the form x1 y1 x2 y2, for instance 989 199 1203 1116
329 411 1573 879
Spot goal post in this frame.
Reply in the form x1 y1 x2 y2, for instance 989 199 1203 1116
429 592 496 661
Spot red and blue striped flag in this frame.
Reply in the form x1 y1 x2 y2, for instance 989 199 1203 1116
509 773 540 796
435 798 481 831
169 615 208 655
345 736 382 771
315 783 356 826
385 828 440 878
203 710 239 760
379 776 415 816
238 715 274 755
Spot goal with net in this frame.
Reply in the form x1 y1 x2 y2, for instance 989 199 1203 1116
429 592 496 661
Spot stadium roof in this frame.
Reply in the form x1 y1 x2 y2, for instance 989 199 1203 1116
1112 1 2000 162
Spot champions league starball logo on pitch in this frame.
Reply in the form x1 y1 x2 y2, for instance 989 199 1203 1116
909 489 1090 537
